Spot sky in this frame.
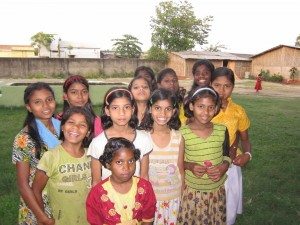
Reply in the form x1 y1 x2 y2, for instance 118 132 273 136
0 0 299 54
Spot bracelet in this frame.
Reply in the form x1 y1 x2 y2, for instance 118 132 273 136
244 152 252 160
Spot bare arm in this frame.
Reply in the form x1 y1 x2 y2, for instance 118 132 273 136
91 157 102 186
140 152 150 180
16 162 53 225
233 129 251 167
177 137 185 190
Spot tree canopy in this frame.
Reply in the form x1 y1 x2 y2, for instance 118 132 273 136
31 32 55 56
150 0 213 52
112 34 142 58
295 34 300 47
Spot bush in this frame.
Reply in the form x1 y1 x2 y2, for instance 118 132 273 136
260 69 284 83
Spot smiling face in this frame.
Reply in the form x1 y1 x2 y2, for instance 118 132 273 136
189 97 217 125
108 147 136 184
151 99 175 126
130 78 151 102
61 113 89 145
64 82 89 107
193 64 212 87
105 97 134 127
26 89 56 122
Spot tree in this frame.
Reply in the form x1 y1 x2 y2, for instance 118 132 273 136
31 32 55 56
203 42 227 52
146 46 168 61
150 0 213 52
295 34 300 47
112 34 142 58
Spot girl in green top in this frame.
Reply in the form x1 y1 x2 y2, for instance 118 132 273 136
177 86 231 225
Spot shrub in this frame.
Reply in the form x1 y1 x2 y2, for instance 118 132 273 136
260 69 284 83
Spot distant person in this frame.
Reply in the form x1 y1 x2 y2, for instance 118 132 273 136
211 67 252 225
189 59 215 91
140 89 183 224
134 65 157 90
12 82 60 225
157 68 186 124
178 86 231 225
87 87 153 185
254 73 262 93
33 107 93 225
128 75 153 125
86 137 156 225
56 75 103 142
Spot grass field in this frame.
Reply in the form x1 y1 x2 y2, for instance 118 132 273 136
0 94 299 225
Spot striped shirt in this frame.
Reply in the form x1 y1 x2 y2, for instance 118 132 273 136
181 124 229 191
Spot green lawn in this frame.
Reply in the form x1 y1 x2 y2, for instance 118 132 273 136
0 94 299 225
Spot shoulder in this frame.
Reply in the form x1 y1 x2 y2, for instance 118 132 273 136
179 125 189 135
137 177 153 190
135 130 150 139
13 128 34 149
89 132 107 147
213 123 227 131
134 130 153 153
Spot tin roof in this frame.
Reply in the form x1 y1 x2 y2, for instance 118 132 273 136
170 51 251 61
251 44 300 58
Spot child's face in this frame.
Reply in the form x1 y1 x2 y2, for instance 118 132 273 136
26 89 56 122
105 97 134 127
64 82 89 107
130 78 151 102
193 65 211 87
151 99 175 126
158 74 179 92
62 113 89 144
211 76 234 101
189 97 216 124
108 147 136 183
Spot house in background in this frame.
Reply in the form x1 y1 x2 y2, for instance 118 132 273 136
251 45 300 81
167 51 252 79
0 45 35 57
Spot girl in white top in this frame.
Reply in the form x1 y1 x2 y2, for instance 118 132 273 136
88 87 153 185
140 88 184 225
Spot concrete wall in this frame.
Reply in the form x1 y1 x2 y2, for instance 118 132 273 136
0 58 165 78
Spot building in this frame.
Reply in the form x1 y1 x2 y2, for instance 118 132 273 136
167 51 252 79
251 45 300 81
0 45 35 58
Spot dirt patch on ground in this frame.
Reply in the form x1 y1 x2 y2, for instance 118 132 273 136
1 78 300 98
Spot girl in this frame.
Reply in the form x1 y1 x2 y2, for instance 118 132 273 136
87 87 153 185
57 74 103 140
140 88 184 224
128 75 152 125
178 86 231 225
211 67 252 225
86 137 156 225
134 65 157 90
254 73 262 93
189 59 215 91
12 82 60 225
32 107 93 225
157 68 186 124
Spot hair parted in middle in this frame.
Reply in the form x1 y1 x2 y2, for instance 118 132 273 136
101 87 138 129
184 86 221 118
60 106 94 147
139 88 181 131
99 137 141 168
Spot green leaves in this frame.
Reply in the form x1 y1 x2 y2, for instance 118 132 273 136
112 34 142 58
30 32 55 55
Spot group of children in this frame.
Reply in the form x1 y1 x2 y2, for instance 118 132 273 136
13 63 252 225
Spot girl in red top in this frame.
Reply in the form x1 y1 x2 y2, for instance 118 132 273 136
254 73 262 92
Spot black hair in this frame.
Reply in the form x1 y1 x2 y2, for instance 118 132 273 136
23 82 55 159
99 137 141 168
139 88 181 131
101 87 138 129
184 86 221 118
211 67 235 85
59 106 93 147
134 66 157 90
190 59 215 90
157 67 186 104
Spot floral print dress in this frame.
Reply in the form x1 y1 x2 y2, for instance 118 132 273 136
12 129 51 225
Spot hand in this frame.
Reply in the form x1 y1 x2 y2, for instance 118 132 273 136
207 162 229 182
38 217 55 225
233 153 250 167
188 162 207 178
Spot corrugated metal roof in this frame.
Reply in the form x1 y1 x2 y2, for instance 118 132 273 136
171 51 251 61
251 44 300 58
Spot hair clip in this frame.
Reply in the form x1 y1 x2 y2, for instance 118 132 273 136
191 87 217 98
